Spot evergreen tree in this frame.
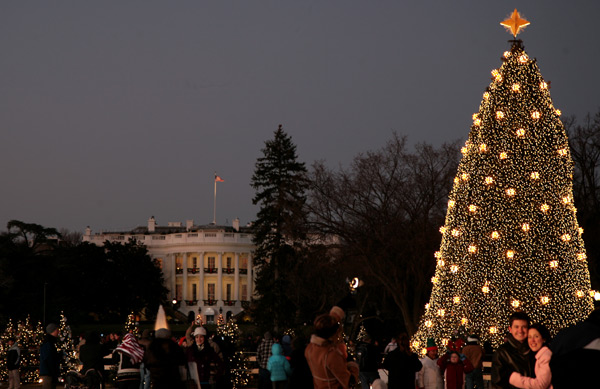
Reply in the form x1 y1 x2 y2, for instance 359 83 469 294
413 13 594 352
124 312 140 337
0 319 16 381
57 312 78 375
251 124 309 331
17 317 44 383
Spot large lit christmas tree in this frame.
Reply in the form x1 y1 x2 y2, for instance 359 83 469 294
413 9 594 352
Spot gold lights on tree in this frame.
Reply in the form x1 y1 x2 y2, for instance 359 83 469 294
518 54 529 64
413 11 594 354
482 282 490 294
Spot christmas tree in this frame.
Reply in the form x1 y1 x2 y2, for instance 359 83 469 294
413 10 594 352
0 319 16 381
57 312 79 375
17 317 44 383
124 312 140 337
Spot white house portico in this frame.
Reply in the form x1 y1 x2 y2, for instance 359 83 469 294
83 217 256 323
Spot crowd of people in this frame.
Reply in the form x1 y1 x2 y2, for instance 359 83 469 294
3 306 599 389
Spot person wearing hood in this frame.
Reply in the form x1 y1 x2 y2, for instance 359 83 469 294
40 323 61 389
280 335 293 359
267 343 292 388
7 337 20 389
112 333 145 389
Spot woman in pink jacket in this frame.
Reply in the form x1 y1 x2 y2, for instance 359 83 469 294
509 323 553 389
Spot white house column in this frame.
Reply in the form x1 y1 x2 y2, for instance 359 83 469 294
217 252 223 302
169 253 176 300
182 253 188 301
199 252 205 302
234 253 240 303
247 253 253 299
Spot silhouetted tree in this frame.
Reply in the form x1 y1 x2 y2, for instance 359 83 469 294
251 125 309 331
308 133 460 334
567 109 600 290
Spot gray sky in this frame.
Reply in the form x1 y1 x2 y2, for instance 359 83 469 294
2 1 599 233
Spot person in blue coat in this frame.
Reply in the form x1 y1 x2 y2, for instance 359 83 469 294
267 343 292 389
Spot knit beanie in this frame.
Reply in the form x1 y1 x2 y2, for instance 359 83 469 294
46 323 58 334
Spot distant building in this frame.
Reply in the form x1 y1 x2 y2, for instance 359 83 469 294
83 216 255 323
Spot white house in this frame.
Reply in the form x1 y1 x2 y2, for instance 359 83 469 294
83 216 256 323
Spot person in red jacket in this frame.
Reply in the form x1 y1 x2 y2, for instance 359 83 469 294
438 351 474 389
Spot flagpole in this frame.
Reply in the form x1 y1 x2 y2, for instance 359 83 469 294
213 173 217 225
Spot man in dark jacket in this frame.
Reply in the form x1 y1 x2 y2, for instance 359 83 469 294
7 337 20 389
356 335 381 389
40 323 61 389
491 312 532 388
383 333 422 389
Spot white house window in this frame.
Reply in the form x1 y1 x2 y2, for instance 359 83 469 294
241 285 247 301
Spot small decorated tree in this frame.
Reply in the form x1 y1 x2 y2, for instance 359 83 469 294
57 312 79 375
124 312 140 337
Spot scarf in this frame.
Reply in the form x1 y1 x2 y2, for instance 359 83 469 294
115 333 145 364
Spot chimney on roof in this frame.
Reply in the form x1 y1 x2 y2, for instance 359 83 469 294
186 220 194 231
148 216 156 233
232 218 240 231
85 226 91 236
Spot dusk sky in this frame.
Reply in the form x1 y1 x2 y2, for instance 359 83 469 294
2 2 600 233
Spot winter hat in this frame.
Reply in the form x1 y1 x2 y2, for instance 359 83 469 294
155 328 171 339
193 327 207 337
426 338 438 351
329 306 346 322
46 323 58 334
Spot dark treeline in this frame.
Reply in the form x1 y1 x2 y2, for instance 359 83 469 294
0 220 167 324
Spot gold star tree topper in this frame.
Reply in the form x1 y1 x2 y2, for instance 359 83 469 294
500 9 530 37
